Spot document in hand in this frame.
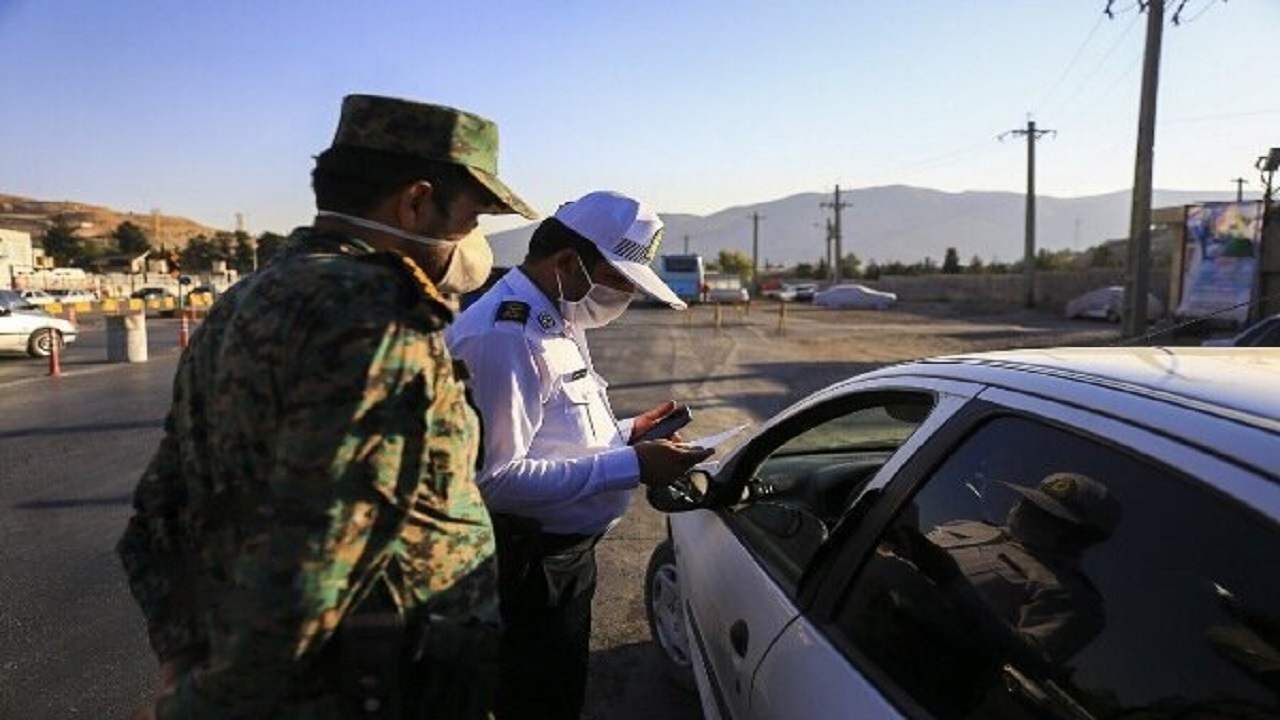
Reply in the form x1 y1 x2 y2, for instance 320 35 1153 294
685 424 749 451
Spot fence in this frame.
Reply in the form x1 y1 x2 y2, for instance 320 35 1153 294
865 269 1171 313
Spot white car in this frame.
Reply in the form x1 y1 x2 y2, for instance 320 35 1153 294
645 348 1278 720
0 302 78 357
1065 285 1164 323
707 287 750 304
19 289 57 305
777 283 818 302
812 283 897 309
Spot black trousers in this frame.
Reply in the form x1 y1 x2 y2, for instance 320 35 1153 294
492 515 599 720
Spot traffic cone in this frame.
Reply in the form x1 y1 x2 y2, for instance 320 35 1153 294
179 310 191 348
47 332 62 377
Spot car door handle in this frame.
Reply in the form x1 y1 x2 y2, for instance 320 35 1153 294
729 619 749 657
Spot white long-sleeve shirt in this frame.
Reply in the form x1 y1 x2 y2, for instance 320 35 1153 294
446 268 640 536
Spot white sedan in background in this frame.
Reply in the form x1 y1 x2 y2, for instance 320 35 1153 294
644 348 1278 720
812 283 897 310
1064 285 1163 323
0 303 78 357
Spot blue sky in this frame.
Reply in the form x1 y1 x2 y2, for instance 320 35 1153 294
1 0 1276 236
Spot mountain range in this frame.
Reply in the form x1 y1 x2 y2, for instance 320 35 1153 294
487 186 1255 269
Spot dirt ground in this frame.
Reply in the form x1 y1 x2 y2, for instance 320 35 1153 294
579 300 1118 719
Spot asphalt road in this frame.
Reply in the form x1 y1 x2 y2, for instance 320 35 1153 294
0 303 1115 719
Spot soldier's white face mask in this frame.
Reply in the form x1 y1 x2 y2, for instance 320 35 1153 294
556 254 632 329
315 211 494 294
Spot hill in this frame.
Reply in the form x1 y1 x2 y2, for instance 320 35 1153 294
0 193 221 248
487 186 1256 269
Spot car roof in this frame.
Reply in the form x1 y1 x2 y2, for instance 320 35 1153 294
914 347 1279 421
835 347 1279 480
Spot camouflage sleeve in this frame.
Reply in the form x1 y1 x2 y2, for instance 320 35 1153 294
159 294 433 718
116 391 205 665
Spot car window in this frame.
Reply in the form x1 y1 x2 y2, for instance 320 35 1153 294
833 416 1278 719
724 392 935 593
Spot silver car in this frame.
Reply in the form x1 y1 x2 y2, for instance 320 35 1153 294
645 348 1278 720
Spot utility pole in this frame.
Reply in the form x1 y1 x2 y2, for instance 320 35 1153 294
821 185 850 283
749 212 764 291
1000 120 1055 308
825 219 835 282
1121 0 1164 339
1232 178 1247 202
682 234 690 254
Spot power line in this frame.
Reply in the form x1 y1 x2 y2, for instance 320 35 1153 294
1032 12 1108 115
1040 10 1142 120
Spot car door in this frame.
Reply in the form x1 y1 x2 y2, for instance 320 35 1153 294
674 377 979 720
762 389 1280 720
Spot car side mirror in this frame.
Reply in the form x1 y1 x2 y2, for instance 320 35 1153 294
646 466 747 513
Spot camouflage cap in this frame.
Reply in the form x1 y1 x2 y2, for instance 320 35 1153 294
330 94 537 219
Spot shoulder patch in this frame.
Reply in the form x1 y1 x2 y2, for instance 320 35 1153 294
496 300 530 324
537 311 557 331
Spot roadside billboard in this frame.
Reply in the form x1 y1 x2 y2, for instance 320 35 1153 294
1176 201 1263 324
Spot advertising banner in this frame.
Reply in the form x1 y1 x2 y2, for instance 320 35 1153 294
1176 201 1263 323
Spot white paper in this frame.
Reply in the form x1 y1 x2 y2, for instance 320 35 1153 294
686 424 750 451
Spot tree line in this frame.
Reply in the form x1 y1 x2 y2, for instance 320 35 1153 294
37 215 289 273
706 242 1139 284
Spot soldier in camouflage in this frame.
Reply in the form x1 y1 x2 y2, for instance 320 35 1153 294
117 94 536 719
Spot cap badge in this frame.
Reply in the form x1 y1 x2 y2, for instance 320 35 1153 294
538 311 556 330
1045 475 1077 500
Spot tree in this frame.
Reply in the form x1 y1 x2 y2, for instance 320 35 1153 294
40 214 87 267
794 262 816 278
716 249 754 279
839 252 862 279
233 231 256 272
942 247 962 274
112 221 151 256
863 261 882 280
967 254 986 274
255 231 287 267
812 258 829 280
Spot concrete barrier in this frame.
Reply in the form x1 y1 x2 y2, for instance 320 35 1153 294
106 313 148 363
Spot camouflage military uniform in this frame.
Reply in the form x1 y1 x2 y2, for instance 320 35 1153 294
117 227 497 719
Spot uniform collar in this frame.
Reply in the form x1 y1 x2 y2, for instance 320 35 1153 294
291 225 379 256
503 267 566 336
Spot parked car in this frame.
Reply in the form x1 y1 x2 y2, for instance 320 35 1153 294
19 289 56 305
0 289 39 313
185 285 217 303
777 283 818 302
707 287 750 304
812 283 897 310
645 348 1278 720
131 287 175 301
0 302 78 357
1065 285 1163 323
1202 314 1280 348
48 289 98 303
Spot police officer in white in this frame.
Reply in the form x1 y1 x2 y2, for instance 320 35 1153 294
447 190 712 719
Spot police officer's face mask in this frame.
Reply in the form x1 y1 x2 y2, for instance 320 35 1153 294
315 211 494 294
556 254 633 329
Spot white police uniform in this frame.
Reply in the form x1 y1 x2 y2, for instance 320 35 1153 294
446 267 640 536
